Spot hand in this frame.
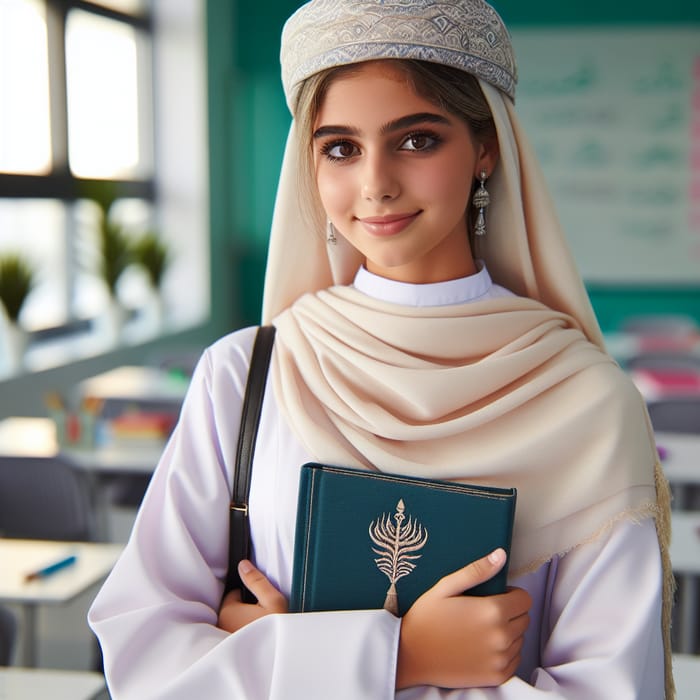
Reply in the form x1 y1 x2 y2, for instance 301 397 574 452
217 560 288 634
396 548 531 690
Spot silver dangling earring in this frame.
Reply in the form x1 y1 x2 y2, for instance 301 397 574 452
472 170 490 237
326 220 338 245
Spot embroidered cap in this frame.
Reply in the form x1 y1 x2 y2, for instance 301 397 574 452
280 0 517 111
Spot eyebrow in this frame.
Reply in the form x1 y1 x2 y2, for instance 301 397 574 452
313 112 452 139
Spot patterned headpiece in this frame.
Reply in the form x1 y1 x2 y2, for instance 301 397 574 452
280 0 517 111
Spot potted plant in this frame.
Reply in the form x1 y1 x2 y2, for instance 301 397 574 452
132 231 172 292
80 181 133 299
79 181 133 340
98 216 133 299
0 252 35 370
132 231 172 329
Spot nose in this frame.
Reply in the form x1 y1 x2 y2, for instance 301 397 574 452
361 151 400 201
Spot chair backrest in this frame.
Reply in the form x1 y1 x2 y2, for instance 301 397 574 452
646 398 700 435
0 605 17 666
0 455 96 541
626 352 700 373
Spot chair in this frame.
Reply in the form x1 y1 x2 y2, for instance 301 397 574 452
626 351 700 373
0 605 17 666
621 315 700 355
647 398 700 435
0 455 97 541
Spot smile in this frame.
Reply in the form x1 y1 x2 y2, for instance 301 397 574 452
357 212 421 236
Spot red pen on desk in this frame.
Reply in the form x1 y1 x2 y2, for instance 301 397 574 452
24 554 77 582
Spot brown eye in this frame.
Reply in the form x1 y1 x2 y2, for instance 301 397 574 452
325 141 359 159
408 134 428 150
338 142 356 157
400 132 439 152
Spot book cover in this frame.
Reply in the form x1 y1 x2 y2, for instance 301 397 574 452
290 463 516 616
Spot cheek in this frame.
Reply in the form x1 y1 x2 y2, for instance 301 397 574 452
316 167 353 213
415 159 472 210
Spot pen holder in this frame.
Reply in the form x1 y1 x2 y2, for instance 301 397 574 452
49 409 70 447
50 409 99 448
78 410 97 449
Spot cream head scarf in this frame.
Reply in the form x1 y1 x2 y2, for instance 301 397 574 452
263 0 602 350
264 2 673 694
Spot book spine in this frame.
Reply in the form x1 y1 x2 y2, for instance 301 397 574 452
290 465 315 612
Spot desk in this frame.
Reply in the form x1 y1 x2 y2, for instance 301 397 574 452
0 667 106 699
0 416 163 476
655 431 700 509
670 512 700 654
0 539 122 667
673 654 700 700
78 365 188 417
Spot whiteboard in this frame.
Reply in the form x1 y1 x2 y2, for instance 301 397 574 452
511 26 700 284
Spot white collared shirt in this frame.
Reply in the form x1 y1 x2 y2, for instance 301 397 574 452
89 269 664 700
352 263 514 307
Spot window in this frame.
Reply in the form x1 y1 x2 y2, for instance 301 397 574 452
0 0 209 372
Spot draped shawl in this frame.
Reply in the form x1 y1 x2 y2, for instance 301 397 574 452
272 287 661 577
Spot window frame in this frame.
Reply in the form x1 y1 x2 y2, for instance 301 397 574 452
0 0 156 328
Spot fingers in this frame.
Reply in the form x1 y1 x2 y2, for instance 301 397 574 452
221 588 242 605
218 587 270 633
237 560 288 613
502 587 533 621
429 548 507 599
509 610 530 639
218 562 288 634
496 642 522 683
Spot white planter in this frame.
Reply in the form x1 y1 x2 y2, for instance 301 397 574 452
96 299 127 345
2 321 27 373
147 290 166 332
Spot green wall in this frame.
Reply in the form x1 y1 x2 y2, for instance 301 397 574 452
494 0 700 25
207 0 700 331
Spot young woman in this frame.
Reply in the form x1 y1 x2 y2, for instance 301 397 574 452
89 2 674 698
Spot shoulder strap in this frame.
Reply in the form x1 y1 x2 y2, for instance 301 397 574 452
225 325 276 599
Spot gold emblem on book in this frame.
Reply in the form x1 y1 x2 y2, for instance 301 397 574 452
369 499 428 615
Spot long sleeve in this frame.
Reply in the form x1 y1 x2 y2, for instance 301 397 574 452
88 327 401 700
89 324 665 699
396 518 665 700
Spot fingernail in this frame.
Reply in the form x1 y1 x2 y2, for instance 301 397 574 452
238 559 253 575
488 548 506 566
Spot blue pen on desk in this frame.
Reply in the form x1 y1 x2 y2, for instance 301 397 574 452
24 554 77 582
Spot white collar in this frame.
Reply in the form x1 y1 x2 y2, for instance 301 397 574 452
352 262 496 307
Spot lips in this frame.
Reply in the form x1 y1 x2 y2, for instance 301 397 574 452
357 211 421 236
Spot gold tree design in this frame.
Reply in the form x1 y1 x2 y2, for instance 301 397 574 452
369 499 428 615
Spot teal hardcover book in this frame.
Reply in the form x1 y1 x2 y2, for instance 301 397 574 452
290 463 516 616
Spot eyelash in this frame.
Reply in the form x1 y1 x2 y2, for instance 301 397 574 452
401 131 442 152
319 140 358 162
319 130 443 162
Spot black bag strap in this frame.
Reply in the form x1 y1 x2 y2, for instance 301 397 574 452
224 325 276 600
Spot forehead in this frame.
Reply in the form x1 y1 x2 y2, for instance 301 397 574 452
315 61 443 126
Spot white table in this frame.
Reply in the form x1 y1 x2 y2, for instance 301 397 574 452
0 539 122 667
0 416 164 476
673 653 700 700
0 667 106 700
78 364 188 407
670 512 700 654
656 432 700 489
655 431 700 511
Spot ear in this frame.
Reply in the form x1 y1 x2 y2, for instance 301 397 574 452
475 136 499 178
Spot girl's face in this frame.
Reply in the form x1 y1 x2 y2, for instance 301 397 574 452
313 61 498 284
